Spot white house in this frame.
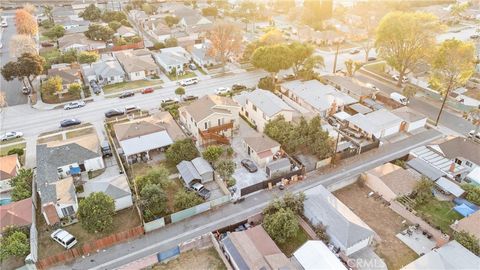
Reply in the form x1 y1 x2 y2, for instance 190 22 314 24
88 56 126 85
242 136 281 167
153 47 192 75
190 40 218 67
83 175 133 211
234 89 294 133
392 106 427 132
114 49 159 81
346 109 404 139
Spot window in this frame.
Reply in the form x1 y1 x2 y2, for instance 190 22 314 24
252 105 257 112
455 158 462 165
204 122 208 129
61 206 75 217
465 161 472 167
218 119 221 126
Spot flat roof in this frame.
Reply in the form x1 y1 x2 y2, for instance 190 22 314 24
294 241 347 270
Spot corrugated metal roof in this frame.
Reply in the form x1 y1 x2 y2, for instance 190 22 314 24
177 161 202 186
407 158 445 181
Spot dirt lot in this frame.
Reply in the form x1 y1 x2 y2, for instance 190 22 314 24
150 248 226 270
334 184 418 270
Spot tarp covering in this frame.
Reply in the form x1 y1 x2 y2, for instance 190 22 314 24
454 204 476 217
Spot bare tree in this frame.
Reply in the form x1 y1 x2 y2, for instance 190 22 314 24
10 35 37 58
360 16 376 62
207 23 242 72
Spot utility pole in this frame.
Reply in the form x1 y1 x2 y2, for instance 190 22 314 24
332 40 341 73
331 128 341 166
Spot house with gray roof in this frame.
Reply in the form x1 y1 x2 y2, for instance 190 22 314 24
190 40 218 67
177 157 214 186
303 185 374 255
234 89 294 133
82 175 133 211
90 58 126 85
153 47 192 75
36 134 104 226
114 49 159 81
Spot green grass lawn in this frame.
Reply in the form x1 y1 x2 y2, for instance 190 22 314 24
275 226 310 257
0 137 24 145
363 61 390 78
103 80 162 94
415 199 463 235
0 142 26 156
166 71 196 81
65 127 95 139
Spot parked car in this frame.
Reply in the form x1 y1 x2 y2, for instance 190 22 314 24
1 21 7 28
182 95 198 101
160 98 179 108
241 159 258 173
22 86 31 95
189 183 211 200
64 101 86 110
282 74 296 81
124 105 140 114
119 91 135 98
40 42 54 47
51 229 77 249
141 87 154 94
0 131 23 141
350 49 360 54
216 87 231 95
390 92 409 105
367 56 377 62
104 108 124 118
365 83 380 91
232 84 247 91
100 141 112 157
468 130 480 140
90 81 102 95
189 63 197 70
179 77 199 86
60 119 81 128
392 74 409 83
470 34 480 39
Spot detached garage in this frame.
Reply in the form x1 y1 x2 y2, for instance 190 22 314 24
392 106 427 132
346 109 403 139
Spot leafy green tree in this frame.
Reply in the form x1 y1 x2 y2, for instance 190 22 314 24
165 16 180 27
78 51 99 64
44 25 65 40
102 11 128 23
135 166 170 192
0 231 29 260
455 231 480 255
85 24 114 41
216 160 235 181
1 53 45 92
263 192 305 216
165 139 199 165
345 59 362 77
202 145 224 164
121 19 132 27
7 148 24 156
259 29 284 45
77 192 115 233
175 87 185 100
462 184 480 205
375 12 441 86
298 55 324 80
313 223 330 243
271 0 295 12
81 4 102 21
430 39 475 126
164 37 178 48
252 45 293 80
153 42 165 50
402 85 418 101
10 168 33 202
62 49 78 63
263 208 299 244
288 42 324 78
141 3 155 15
68 83 82 95
302 0 333 29
42 76 63 95
258 76 275 91
202 7 218 17
207 23 243 71
108 21 122 31
173 190 203 211
414 177 434 206
140 183 168 219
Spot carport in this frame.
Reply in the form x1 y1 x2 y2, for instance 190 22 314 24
407 158 445 181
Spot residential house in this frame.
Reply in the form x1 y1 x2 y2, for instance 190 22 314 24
153 46 192 75
190 40 218 67
129 10 149 25
451 210 480 244
174 7 213 33
234 89 294 133
116 26 137 38
346 109 403 139
36 133 105 225
52 6 76 24
323 75 377 100
82 175 133 211
392 106 427 132
144 19 172 42
48 63 83 91
364 163 419 202
242 136 280 168
179 95 241 146
55 15 90 30
293 241 347 270
303 185 374 256
0 198 33 232
83 55 126 85
437 137 480 172
114 49 160 81
177 157 214 186
58 33 106 52
401 240 480 270
220 225 293 270
113 111 186 162
0 154 20 194
280 80 357 118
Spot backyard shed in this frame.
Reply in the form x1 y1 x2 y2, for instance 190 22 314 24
266 158 291 178
191 157 214 182
177 157 214 186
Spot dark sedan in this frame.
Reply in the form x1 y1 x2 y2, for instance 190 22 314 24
241 159 258 173
60 119 81 128
104 109 124 118
119 91 135 98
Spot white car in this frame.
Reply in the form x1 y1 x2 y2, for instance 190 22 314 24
468 130 480 140
365 83 380 91
51 229 77 249
179 77 199 86
64 101 86 110
392 74 409 83
1 21 7 28
216 87 231 95
0 131 23 141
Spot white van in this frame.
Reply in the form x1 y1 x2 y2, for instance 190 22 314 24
179 77 199 86
390 92 409 106
51 229 77 249
124 105 140 114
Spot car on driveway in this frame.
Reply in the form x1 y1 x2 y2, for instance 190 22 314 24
216 87 231 95
119 91 135 98
141 87 154 94
189 183 211 200
104 108 124 118
0 131 23 141
51 229 77 249
64 101 86 110
100 141 112 157
241 159 258 173
90 81 102 95
60 119 81 128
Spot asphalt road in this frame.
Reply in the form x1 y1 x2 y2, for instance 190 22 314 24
52 128 441 270
0 13 28 106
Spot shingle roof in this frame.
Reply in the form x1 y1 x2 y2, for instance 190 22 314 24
154 47 191 66
114 121 165 141
48 65 82 84
180 95 239 123
115 49 158 73
244 89 293 118
452 210 480 240
92 59 125 78
83 175 131 200
0 198 32 231
191 157 213 175
58 33 105 50
392 106 426 122
0 154 18 180
438 137 480 166
243 136 280 154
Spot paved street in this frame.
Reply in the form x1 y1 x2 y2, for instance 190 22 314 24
0 12 28 106
51 128 441 270
315 47 377 74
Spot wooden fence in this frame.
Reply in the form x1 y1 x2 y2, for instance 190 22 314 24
36 226 144 269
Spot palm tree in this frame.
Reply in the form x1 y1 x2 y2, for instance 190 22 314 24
43 5 54 23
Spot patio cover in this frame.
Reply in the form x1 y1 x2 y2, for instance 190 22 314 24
435 177 464 197
119 130 173 157
454 204 476 217
407 158 444 181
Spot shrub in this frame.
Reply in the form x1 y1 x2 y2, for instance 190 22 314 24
226 178 236 187
258 76 275 91
263 208 299 244
7 148 24 156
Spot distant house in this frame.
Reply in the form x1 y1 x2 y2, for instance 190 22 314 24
179 95 241 146
242 136 280 168
153 46 192 75
392 106 427 132
451 210 480 244
83 175 133 211
303 185 374 256
48 63 83 91
129 10 149 25
280 80 357 117
0 198 33 232
364 163 419 202
174 7 213 33
145 19 172 42
116 26 137 38
437 137 480 171
322 75 377 100
401 240 480 270
36 133 104 226
58 33 106 52
190 40 218 67
293 241 347 270
113 111 186 162
114 49 159 81
177 157 214 186
55 15 89 30
220 225 293 270
0 154 20 194
346 109 403 139
234 89 294 133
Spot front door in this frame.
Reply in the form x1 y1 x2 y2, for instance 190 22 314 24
79 164 86 172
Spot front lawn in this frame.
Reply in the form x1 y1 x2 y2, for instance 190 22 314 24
274 225 310 257
103 80 162 94
415 199 462 235
41 90 81 104
150 247 226 270
0 142 26 156
362 61 391 78
65 127 95 139
166 71 196 81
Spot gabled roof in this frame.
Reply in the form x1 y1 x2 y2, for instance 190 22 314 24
243 136 280 154
367 163 419 196
83 175 131 200
154 46 191 66
114 49 158 73
48 65 82 84
438 137 480 166
92 59 125 78
240 89 294 118
0 198 32 231
114 121 165 141
191 157 213 175
180 95 240 123
303 185 374 250
347 109 403 136
58 33 105 50
0 154 18 180
177 160 202 186
452 210 480 241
